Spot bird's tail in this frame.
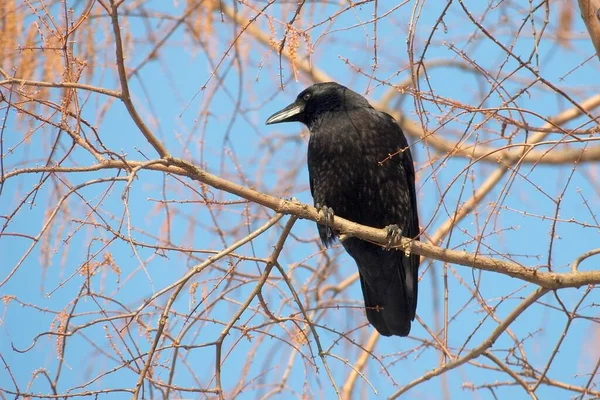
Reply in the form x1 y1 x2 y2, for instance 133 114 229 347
358 253 418 337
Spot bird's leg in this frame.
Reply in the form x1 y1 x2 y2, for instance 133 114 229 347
316 203 335 238
384 224 403 250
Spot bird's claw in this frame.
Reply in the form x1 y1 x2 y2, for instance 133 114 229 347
384 224 403 250
316 203 335 238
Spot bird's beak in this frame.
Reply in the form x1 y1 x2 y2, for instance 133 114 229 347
265 101 304 125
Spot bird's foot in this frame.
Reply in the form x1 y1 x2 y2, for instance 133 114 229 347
384 224 403 250
316 203 335 238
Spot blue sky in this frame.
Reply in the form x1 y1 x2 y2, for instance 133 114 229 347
1 1 599 399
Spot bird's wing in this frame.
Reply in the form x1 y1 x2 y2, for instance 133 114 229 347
383 112 420 239
307 154 337 247
400 128 420 239
380 112 420 320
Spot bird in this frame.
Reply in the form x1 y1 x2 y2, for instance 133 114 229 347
265 82 420 337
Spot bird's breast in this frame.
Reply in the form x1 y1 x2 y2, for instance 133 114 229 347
308 138 409 227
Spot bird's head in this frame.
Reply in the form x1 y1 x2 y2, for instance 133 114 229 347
265 82 371 128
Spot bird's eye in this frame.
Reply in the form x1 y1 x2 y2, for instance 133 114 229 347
302 93 312 101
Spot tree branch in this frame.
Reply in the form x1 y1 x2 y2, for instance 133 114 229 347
577 0 600 61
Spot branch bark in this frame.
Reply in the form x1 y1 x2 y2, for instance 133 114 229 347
578 0 600 61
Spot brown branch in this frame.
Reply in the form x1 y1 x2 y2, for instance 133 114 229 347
107 0 169 158
4 157 600 291
165 156 600 289
483 351 538 400
0 68 121 98
172 154 600 289
572 247 600 271
577 0 600 60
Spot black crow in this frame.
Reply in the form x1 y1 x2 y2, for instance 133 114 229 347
266 82 420 337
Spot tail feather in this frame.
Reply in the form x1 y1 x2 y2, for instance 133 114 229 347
344 238 418 337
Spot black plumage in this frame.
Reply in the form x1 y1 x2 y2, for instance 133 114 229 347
266 82 420 337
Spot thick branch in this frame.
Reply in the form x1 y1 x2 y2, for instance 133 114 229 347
108 1 170 158
171 157 600 289
19 157 596 290
578 0 600 61
3 159 599 290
